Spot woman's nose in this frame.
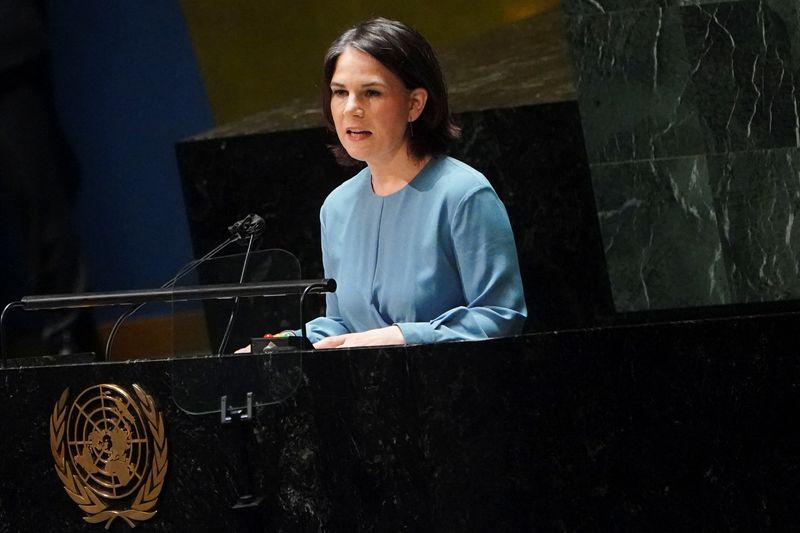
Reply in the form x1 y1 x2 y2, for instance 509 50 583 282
344 96 361 116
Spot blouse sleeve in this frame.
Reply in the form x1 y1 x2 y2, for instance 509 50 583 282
394 186 527 344
299 207 352 343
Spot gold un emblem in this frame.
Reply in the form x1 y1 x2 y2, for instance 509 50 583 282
49 384 168 529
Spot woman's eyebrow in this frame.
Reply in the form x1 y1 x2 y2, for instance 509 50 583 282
330 80 387 88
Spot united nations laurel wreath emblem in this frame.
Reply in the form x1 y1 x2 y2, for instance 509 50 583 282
49 384 168 529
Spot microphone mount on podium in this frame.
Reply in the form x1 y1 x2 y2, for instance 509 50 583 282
0 278 336 365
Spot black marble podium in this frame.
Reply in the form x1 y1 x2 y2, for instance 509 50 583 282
2 311 798 531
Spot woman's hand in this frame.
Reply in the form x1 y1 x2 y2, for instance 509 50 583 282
314 325 405 349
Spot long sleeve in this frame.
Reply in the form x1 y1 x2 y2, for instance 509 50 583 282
300 209 352 344
394 186 527 344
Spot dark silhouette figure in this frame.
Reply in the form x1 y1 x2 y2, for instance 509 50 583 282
0 1 96 357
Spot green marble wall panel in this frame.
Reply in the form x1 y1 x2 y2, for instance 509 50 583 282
710 147 800 302
593 156 729 310
682 1 799 154
566 0 800 311
568 7 704 163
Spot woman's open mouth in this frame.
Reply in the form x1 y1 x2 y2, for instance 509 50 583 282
346 129 372 140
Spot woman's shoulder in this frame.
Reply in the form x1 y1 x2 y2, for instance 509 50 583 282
434 156 484 176
424 156 495 199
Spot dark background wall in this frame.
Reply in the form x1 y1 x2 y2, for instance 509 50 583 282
0 1 212 355
47 0 212 297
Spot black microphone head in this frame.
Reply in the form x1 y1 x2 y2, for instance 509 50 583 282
244 214 265 237
228 214 265 240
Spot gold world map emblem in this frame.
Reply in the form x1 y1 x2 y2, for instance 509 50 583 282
50 384 168 529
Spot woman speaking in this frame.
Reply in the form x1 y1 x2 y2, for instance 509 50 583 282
298 17 527 349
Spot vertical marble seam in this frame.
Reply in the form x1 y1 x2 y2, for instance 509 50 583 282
793 81 800 146
640 228 654 309
708 244 722 298
726 87 741 135
775 254 783 286
767 51 782 135
758 243 767 283
704 5 737 79
702 6 739 135
653 8 663 92
753 1 766 139
747 55 761 139
659 19 714 142
723 203 730 241
688 158 702 220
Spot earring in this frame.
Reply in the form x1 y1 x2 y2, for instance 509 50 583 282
408 120 414 138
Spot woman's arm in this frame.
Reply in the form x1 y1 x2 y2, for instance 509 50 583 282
313 324 404 349
302 291 352 343
395 186 527 344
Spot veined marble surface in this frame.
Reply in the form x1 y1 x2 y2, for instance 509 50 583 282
567 0 800 310
3 313 800 530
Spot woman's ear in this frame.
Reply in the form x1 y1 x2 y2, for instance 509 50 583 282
408 88 428 122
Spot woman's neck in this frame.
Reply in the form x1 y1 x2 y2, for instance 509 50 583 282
369 153 432 196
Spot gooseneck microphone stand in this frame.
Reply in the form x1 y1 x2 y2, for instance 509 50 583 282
104 214 266 361
103 233 238 361
0 213 335 367
0 278 336 367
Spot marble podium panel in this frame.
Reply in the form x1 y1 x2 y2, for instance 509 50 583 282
2 312 799 531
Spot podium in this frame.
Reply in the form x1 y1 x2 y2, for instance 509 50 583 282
1 311 799 530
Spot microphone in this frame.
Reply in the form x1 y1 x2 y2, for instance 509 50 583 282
228 214 265 242
104 213 264 360
2 278 338 365
217 214 266 353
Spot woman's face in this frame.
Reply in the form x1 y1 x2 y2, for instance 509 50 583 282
329 46 426 168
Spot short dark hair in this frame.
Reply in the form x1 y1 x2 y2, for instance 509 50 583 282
322 17 460 164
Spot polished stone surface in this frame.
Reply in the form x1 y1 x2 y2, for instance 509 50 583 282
566 0 800 311
568 1 799 164
682 0 799 154
568 6 704 163
710 146 800 303
2 312 800 530
592 155 729 311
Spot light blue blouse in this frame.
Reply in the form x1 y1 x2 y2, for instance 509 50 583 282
304 156 527 345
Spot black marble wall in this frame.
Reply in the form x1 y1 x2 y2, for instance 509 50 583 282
565 0 800 311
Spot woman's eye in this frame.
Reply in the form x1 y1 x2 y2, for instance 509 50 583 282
332 89 347 97
366 90 380 97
